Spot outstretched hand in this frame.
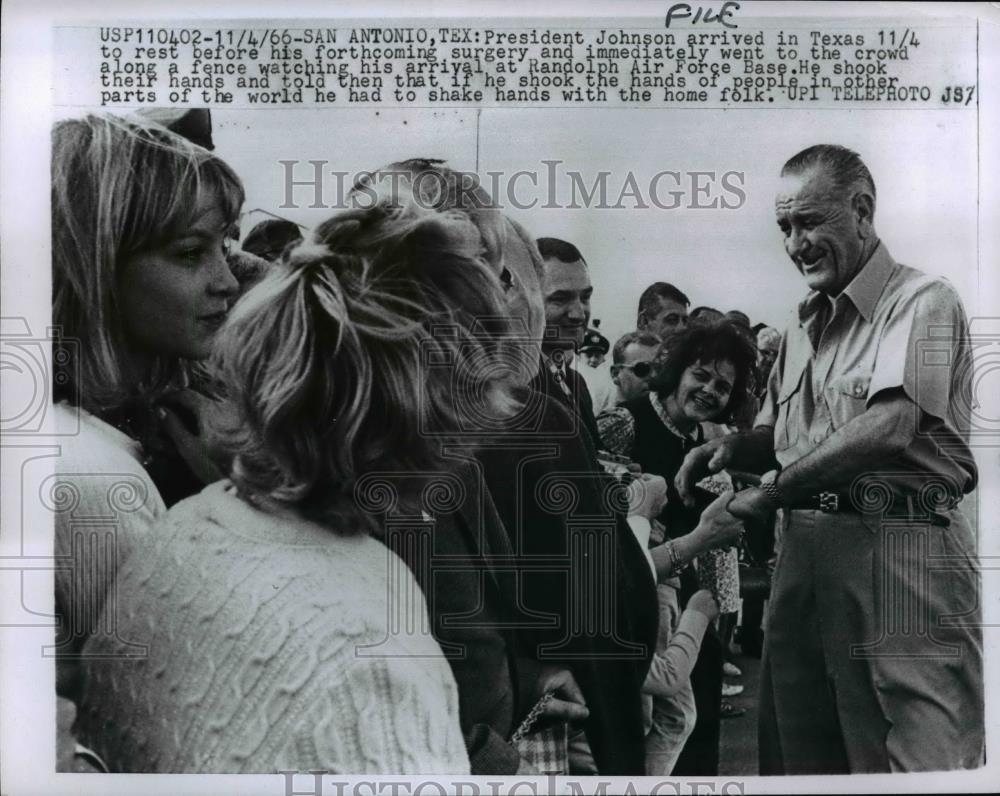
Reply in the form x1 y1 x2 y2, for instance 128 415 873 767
675 437 734 507
726 487 773 526
687 589 720 622
626 473 668 520
692 490 744 551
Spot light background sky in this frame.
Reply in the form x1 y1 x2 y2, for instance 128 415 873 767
214 105 979 346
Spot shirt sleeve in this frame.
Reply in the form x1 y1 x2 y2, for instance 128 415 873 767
642 607 710 699
597 406 635 456
867 279 969 422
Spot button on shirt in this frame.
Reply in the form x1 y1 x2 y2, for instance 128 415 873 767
755 243 977 499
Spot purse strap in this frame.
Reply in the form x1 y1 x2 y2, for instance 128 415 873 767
509 691 555 744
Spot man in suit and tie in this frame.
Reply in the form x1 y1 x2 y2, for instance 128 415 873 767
534 237 601 449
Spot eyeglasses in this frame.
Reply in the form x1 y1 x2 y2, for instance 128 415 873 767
612 361 655 379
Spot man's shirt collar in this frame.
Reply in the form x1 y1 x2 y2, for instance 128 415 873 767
798 241 895 327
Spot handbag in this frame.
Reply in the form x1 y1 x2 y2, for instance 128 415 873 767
737 538 772 600
509 691 569 775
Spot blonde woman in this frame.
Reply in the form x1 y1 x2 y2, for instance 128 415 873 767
50 113 243 768
70 203 502 773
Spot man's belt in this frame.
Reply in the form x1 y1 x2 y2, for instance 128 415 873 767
787 491 954 527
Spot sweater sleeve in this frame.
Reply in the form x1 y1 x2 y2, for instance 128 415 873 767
301 649 470 774
52 408 165 698
642 607 710 699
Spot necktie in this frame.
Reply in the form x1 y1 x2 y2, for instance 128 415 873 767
551 364 572 398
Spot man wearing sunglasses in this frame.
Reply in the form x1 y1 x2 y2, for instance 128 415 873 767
610 331 663 405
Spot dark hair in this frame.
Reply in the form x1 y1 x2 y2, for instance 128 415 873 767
688 306 723 329
243 218 304 262
612 330 662 365
226 249 272 297
637 282 690 321
690 306 720 319
650 322 757 424
135 108 215 150
781 144 876 204
724 310 751 329
536 237 585 265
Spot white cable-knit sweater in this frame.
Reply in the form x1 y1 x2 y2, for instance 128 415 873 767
75 481 470 774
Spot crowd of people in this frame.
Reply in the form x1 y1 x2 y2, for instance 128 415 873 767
50 110 984 777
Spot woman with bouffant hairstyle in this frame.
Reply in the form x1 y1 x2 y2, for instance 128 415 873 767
598 321 757 775
71 199 521 773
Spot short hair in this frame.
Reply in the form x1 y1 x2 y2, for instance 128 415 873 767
724 310 751 329
690 306 720 319
688 306 723 328
781 144 876 204
212 187 517 529
612 331 662 365
650 322 757 424
242 218 304 262
756 326 781 351
536 237 586 266
51 113 244 414
637 283 691 323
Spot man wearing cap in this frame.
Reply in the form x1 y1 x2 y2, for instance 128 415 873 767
675 144 982 773
580 325 610 369
577 325 618 417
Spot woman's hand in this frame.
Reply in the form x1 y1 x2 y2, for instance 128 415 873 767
535 666 589 725
675 436 737 506
726 486 774 525
687 589 720 622
626 473 668 520
690 490 743 552
157 390 225 485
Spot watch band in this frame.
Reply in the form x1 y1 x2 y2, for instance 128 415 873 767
759 469 783 507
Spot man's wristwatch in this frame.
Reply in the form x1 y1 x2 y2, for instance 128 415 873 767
759 469 784 508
